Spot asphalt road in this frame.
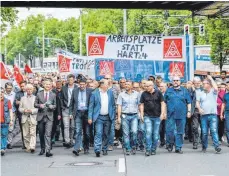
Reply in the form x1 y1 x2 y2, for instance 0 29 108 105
1 135 229 176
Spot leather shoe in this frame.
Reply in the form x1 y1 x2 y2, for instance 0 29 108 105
175 149 183 154
22 146 26 150
103 150 108 156
46 151 53 157
39 149 45 155
73 150 79 156
193 145 198 150
96 152 100 157
31 149 35 153
7 144 13 149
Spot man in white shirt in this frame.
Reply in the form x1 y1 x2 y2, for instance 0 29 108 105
88 79 116 157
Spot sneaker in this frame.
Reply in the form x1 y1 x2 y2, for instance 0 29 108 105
126 151 130 155
108 146 113 151
159 143 165 148
193 145 198 150
215 147 221 154
131 148 136 155
145 151 150 156
167 145 173 152
151 150 156 155
202 148 206 153
7 144 12 149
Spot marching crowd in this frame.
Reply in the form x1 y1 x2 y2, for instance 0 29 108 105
1 71 229 157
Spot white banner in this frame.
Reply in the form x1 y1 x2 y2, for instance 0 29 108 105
86 34 186 61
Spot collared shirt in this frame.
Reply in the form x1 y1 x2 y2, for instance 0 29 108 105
67 86 74 107
164 87 191 119
223 92 229 111
4 91 16 112
140 90 164 117
117 90 141 114
216 78 229 84
78 89 87 110
197 88 217 115
99 89 109 115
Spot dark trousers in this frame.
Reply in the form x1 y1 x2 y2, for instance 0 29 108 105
38 116 53 151
159 119 166 144
217 115 225 141
192 112 200 145
51 111 64 141
185 117 193 140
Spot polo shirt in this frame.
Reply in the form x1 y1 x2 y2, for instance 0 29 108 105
197 88 217 115
140 90 164 117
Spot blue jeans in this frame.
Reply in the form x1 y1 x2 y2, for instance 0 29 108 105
166 118 186 150
121 114 138 151
108 119 115 146
74 111 91 151
200 114 219 149
1 124 9 150
224 111 229 144
137 119 145 149
94 115 111 153
144 116 161 151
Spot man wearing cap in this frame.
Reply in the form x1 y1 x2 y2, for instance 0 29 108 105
69 79 93 156
164 76 192 154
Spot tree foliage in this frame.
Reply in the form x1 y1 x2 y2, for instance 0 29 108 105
1 7 18 32
1 8 229 68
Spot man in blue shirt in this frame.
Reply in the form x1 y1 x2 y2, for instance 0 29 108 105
164 76 191 154
220 81 229 147
117 81 141 155
197 75 222 153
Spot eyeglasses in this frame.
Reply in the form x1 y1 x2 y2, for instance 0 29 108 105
173 80 180 82
120 82 125 83
104 78 110 80
145 85 152 87
133 87 139 89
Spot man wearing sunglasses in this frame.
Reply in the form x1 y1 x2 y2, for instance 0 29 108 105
164 76 191 154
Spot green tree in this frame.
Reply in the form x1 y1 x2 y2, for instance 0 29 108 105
1 7 18 32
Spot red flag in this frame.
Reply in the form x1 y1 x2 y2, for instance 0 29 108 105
14 65 24 85
0 61 11 87
24 64 33 73
0 62 11 80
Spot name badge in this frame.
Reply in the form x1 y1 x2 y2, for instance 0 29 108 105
80 102 86 108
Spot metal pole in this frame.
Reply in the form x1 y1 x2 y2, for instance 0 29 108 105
80 9 82 56
18 53 21 68
4 37 7 64
42 22 45 68
123 9 127 35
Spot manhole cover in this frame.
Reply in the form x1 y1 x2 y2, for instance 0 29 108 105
66 162 103 166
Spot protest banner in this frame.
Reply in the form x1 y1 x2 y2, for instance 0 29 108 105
86 34 186 61
57 50 95 79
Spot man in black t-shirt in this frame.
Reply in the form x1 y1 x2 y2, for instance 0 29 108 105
140 81 166 156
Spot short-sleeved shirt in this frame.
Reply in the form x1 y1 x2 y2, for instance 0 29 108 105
223 93 229 111
140 90 164 117
197 88 218 115
0 99 12 123
117 90 141 114
164 87 191 119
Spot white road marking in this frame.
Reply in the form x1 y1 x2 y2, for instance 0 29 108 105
118 158 125 173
